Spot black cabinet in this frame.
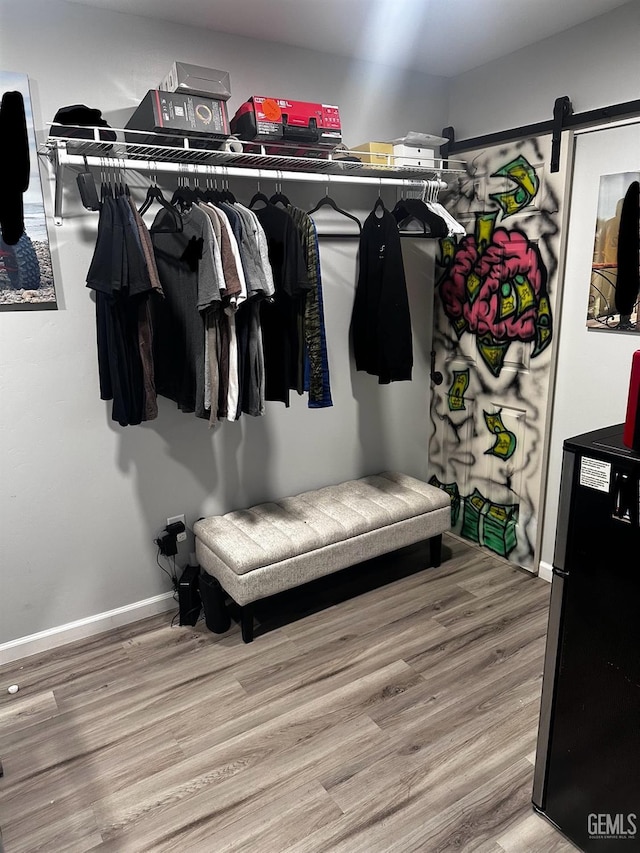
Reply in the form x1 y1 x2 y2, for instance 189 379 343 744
533 425 640 852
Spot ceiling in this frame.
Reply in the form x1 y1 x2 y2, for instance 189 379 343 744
68 0 630 77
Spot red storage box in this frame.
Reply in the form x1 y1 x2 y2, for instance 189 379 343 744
230 96 341 147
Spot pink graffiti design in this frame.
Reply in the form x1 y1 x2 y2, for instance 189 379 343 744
439 214 552 376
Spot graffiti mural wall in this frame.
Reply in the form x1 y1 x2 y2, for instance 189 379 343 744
429 137 567 570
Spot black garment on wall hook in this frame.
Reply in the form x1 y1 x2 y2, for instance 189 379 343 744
0 90 30 245
615 180 640 322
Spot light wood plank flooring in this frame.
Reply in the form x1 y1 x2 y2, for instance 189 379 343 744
0 536 579 852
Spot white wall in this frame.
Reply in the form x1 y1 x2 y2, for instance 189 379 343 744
540 122 640 567
447 1 640 139
0 0 447 648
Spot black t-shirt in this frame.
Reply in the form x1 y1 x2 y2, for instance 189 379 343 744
86 195 154 425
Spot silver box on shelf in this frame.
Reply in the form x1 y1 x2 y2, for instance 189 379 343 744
159 62 231 102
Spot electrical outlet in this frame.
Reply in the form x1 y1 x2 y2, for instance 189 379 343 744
167 514 187 543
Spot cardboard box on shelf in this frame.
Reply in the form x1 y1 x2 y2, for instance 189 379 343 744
351 142 393 165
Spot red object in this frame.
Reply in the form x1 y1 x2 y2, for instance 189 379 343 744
623 350 640 451
230 96 341 147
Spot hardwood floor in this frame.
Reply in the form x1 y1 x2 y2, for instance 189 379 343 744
0 536 579 852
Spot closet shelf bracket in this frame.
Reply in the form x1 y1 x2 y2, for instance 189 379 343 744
46 144 66 227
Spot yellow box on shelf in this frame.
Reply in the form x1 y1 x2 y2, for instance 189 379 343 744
351 141 393 165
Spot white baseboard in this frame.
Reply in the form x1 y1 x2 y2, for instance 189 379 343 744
538 561 554 583
0 592 176 665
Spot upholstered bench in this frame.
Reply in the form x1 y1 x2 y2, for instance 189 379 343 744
194 471 451 642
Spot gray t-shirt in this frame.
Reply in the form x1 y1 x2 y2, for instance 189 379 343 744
151 204 221 418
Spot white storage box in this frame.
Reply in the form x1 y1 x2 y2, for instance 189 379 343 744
392 143 436 167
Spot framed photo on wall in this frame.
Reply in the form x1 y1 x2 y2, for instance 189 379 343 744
587 171 640 332
0 70 57 311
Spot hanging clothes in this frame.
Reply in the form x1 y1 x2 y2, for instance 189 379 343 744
86 192 160 426
289 205 333 408
150 204 222 419
202 201 264 422
229 203 273 418
87 178 338 424
351 203 413 384
252 203 311 406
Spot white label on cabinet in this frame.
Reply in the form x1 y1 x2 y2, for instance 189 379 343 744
579 457 611 492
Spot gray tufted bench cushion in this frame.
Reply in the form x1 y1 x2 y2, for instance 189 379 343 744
194 471 451 642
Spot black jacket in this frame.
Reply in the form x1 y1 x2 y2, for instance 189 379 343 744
351 207 413 383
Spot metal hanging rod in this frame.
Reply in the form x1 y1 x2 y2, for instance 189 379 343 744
45 147 449 225
40 128 462 225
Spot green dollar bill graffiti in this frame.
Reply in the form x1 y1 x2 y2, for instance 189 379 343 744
483 409 517 460
489 155 540 217
429 476 461 527
460 487 519 558
448 369 470 411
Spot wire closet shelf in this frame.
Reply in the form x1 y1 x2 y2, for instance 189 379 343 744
41 124 466 224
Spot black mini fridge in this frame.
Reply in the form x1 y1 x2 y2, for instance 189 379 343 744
533 425 640 851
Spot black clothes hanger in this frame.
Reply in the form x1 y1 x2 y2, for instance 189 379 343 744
307 194 362 234
373 196 386 218
308 195 362 239
221 188 236 203
391 198 448 238
269 190 291 208
190 181 207 203
100 180 113 202
139 184 182 233
248 190 271 209
138 185 164 215
204 185 223 204
171 182 196 212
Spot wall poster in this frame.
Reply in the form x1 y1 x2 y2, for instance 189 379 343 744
587 171 640 332
0 70 57 311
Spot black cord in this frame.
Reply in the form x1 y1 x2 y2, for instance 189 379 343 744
155 542 178 588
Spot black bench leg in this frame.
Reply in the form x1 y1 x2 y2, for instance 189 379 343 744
240 605 254 644
431 534 443 568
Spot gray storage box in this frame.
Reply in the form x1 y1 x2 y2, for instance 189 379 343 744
160 62 231 101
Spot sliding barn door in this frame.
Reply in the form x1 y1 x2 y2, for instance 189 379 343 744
429 135 570 571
